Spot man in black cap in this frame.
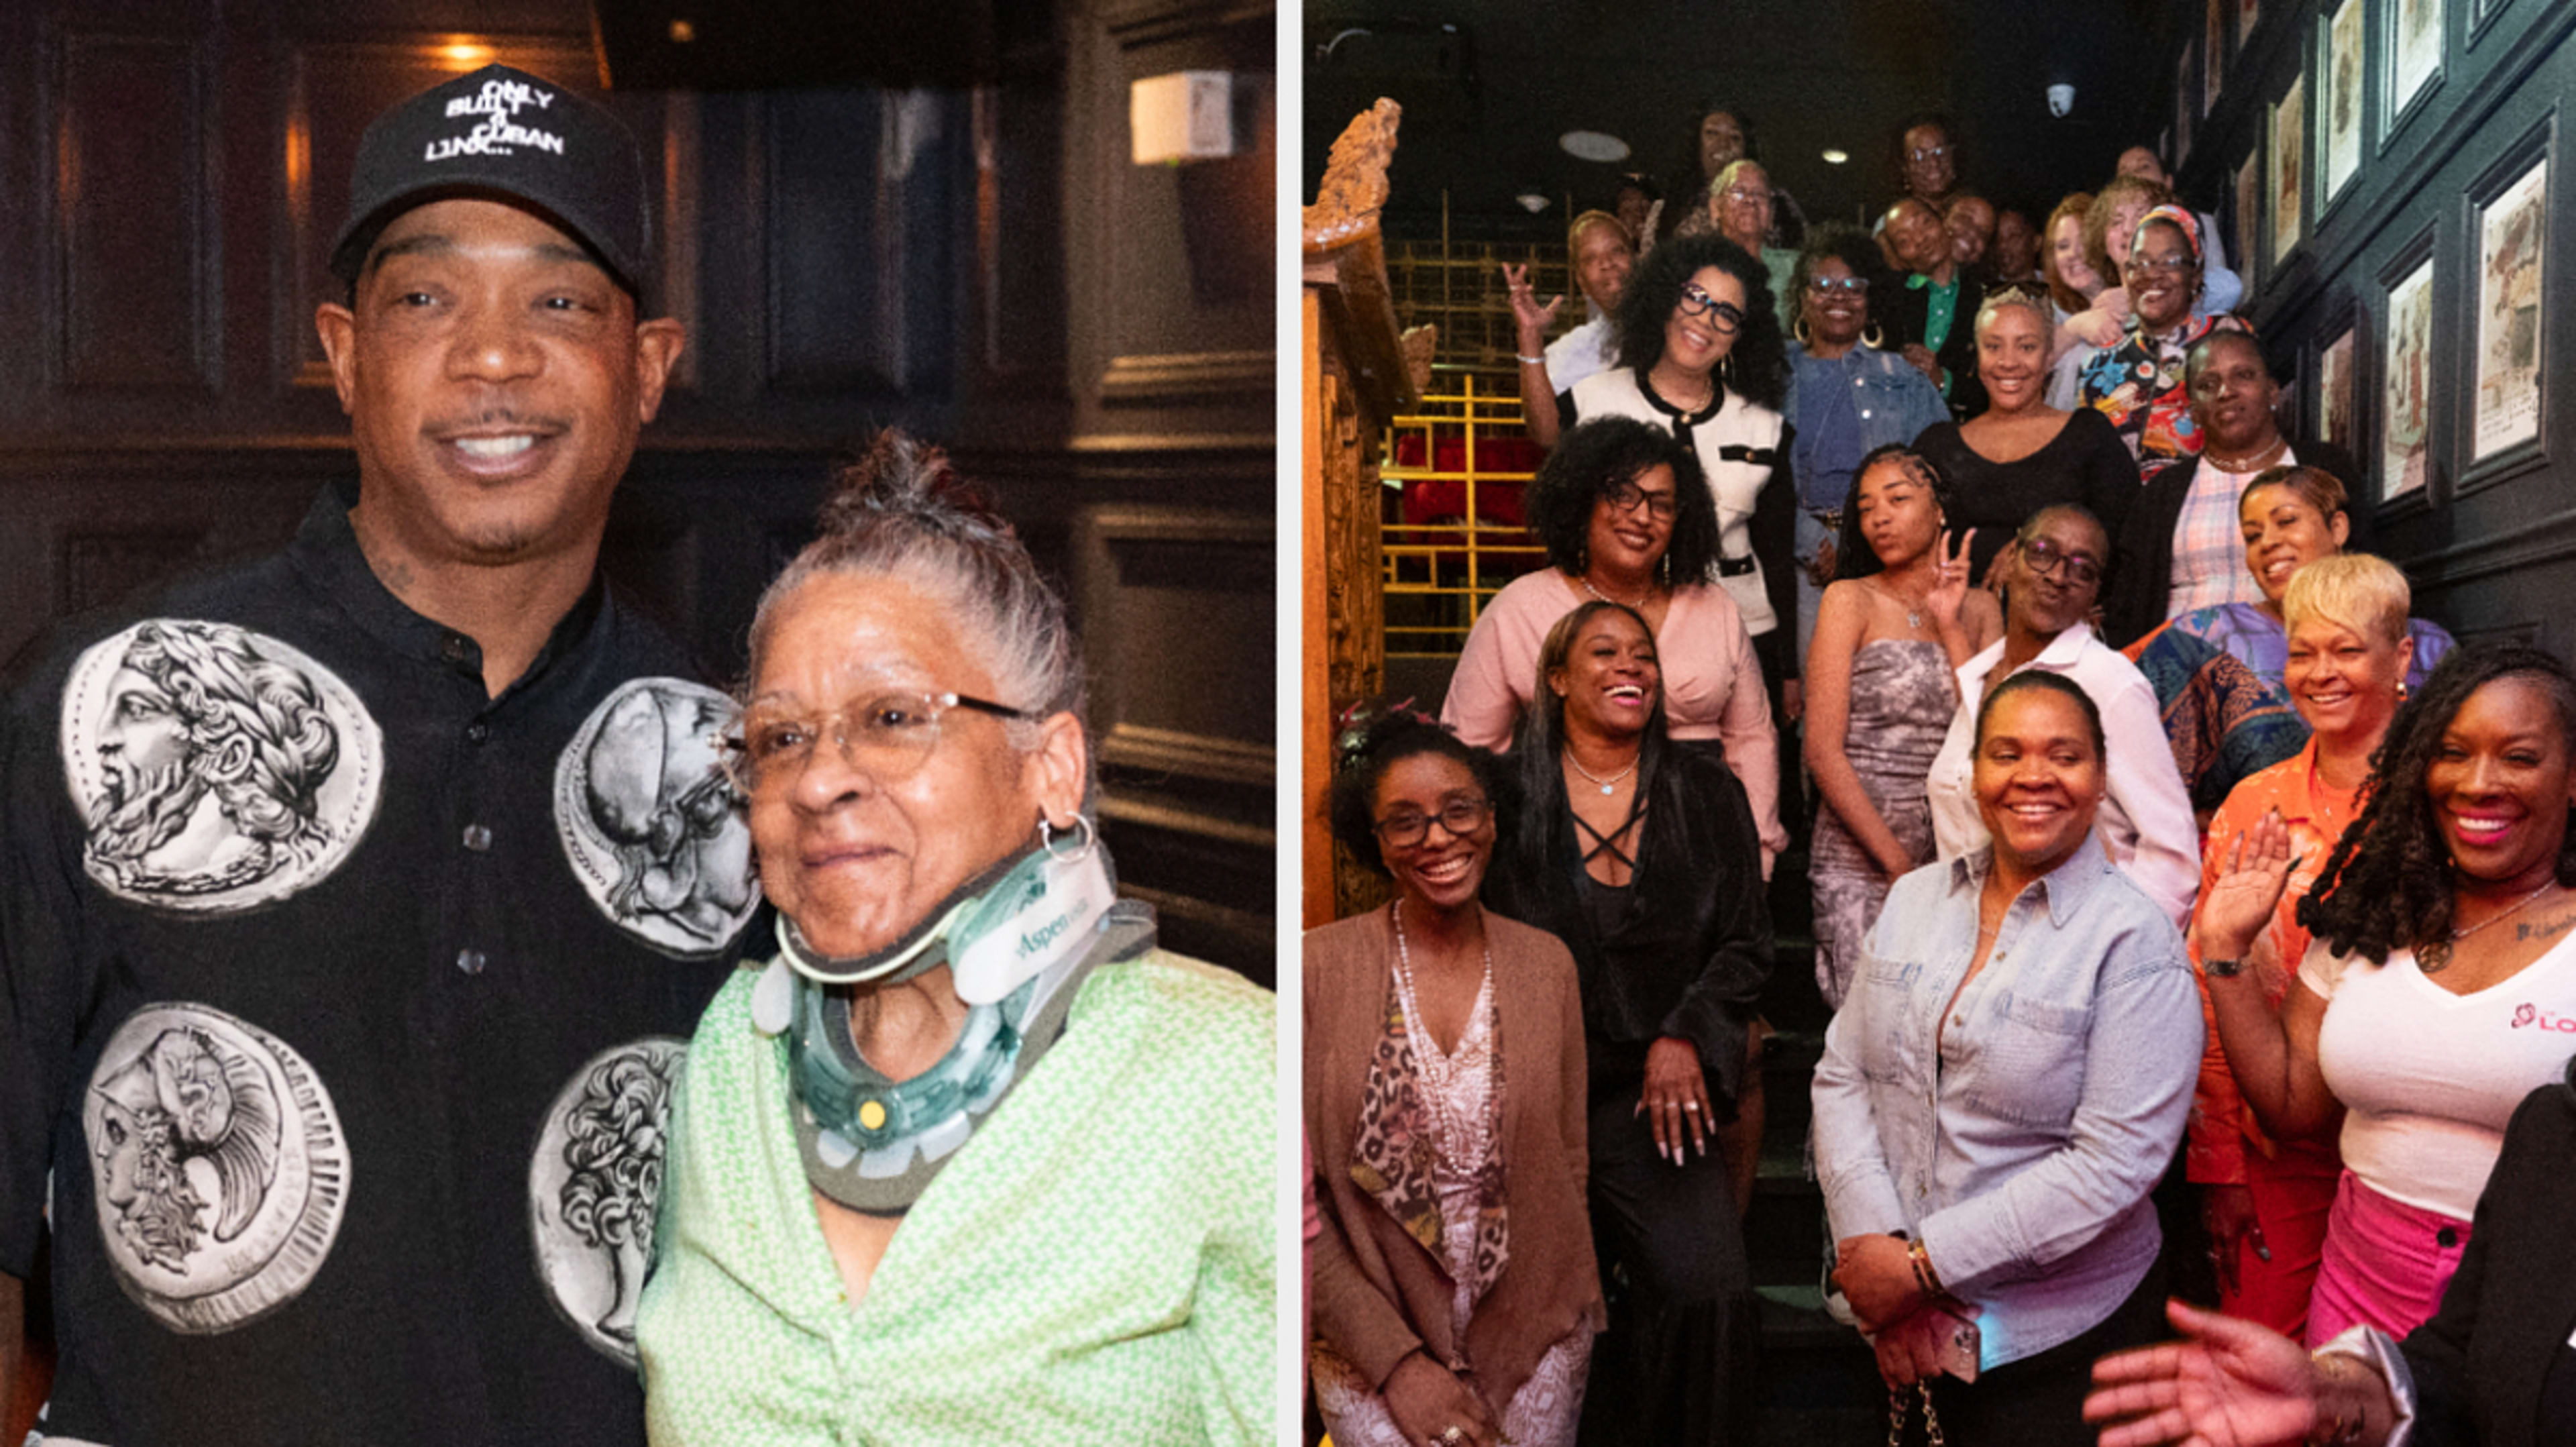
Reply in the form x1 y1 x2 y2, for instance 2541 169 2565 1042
0 64 752 1444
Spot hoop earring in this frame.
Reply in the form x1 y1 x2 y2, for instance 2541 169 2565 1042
1791 315 1813 346
1040 815 1097 862
1863 321 1886 350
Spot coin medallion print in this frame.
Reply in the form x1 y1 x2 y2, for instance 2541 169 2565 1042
555 678 757 957
529 1037 686 1364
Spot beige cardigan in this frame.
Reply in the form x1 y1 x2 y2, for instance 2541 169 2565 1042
1304 905 1604 1409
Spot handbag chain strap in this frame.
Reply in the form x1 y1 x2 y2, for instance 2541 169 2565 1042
1884 1382 1947 1447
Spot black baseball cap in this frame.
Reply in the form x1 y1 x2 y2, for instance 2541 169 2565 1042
331 64 651 297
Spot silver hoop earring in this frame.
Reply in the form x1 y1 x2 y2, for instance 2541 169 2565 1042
1041 815 1097 861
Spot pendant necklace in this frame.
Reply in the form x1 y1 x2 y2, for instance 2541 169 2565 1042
2421 878 2561 972
1565 750 1638 796
1578 574 1650 610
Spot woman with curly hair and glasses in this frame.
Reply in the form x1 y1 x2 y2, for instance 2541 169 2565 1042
1307 709 1601 1447
1484 601 1773 1447
1554 233 1801 725
2197 643 2576 1348
1780 224 1949 664
1442 416 1786 871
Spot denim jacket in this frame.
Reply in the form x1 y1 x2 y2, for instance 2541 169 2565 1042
1811 831 2202 1369
1784 342 1951 564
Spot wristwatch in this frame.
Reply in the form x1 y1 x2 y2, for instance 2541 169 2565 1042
2203 957 2246 978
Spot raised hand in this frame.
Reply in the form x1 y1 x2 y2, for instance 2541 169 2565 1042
2195 810 2295 966
2085 1299 2324 1447
1925 528 1977 629
1502 262 1564 345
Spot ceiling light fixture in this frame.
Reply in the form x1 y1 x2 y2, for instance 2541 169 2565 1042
1821 148 1849 165
1559 130 1630 163
1516 190 1552 213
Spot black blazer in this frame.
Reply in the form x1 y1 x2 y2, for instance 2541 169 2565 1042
2399 1057 2576 1447
1879 268 1988 423
2103 439 2365 649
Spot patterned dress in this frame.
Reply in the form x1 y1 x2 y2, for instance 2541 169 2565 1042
1311 970 1591 1446
1809 639 1957 1008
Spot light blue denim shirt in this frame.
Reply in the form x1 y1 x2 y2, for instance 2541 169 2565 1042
1811 830 2202 1369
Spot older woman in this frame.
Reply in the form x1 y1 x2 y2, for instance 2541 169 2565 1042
1442 417 1785 867
2051 204 2250 478
1914 286 2142 587
2196 644 2576 1346
1509 211 1637 447
1308 710 1599 1447
1814 669 2202 1444
1707 159 1800 326
1558 233 1799 716
2104 333 2364 646
2180 555 2418 1343
1924 505 2200 928
1485 601 1772 1447
1782 223 1951 661
1804 446 2000 1008
635 435 1272 1442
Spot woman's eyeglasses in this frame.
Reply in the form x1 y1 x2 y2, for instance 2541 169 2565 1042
1373 797 1493 850
722 689 1033 792
2125 252 2196 278
1604 480 1678 521
1807 275 1870 295
1676 283 1746 335
2019 536 2103 588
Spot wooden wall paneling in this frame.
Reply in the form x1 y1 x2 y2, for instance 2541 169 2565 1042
1067 0 1275 447
51 30 217 398
951 67 1074 449
1076 496 1275 979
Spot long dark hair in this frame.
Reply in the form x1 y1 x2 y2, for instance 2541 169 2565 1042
1525 417 1721 584
1610 232 1788 411
1831 443 1956 584
1500 601 1690 913
2298 644 2576 963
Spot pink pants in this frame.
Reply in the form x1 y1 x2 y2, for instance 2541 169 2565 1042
2304 1170 2473 1349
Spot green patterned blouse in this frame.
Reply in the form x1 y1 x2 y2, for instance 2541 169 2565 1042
637 949 1276 1445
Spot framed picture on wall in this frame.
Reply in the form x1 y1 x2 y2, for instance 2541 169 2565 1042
2471 142 2547 464
2323 0 2364 203
2176 46 2194 163
2271 73 2305 266
2237 150 2261 288
2206 0 2226 113
2381 251 2436 500
2318 323 2358 451
2240 0 2261 47
2392 0 2443 129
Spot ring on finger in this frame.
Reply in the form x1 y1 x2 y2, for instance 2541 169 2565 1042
1682 1102 1701 1112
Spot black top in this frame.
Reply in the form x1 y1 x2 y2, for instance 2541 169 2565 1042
1878 268 1989 423
2102 439 2365 649
0 486 751 1446
2398 1057 2576 1447
1485 746 1773 1109
1913 407 2141 587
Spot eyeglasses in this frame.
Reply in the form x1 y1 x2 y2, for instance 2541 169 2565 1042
1604 479 1678 521
2019 535 2103 588
1807 275 1870 295
1676 283 1746 334
2125 252 2196 278
1373 797 1493 850
1908 144 1953 163
723 689 1033 793
1718 186 1771 206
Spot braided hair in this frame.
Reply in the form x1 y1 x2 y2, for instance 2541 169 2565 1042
1830 443 1957 584
2297 643 2576 963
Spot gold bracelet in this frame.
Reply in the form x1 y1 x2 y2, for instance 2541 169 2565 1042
2306 1353 2366 1445
1907 1238 1945 1299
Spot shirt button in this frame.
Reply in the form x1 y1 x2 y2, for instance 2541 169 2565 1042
462 824 492 852
466 721 490 745
2436 1227 2459 1248
457 948 487 975
440 633 472 665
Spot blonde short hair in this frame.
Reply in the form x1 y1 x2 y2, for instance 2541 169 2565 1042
1972 286 2053 343
1567 209 1633 267
2282 551 2411 647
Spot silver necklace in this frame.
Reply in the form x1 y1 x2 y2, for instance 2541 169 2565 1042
1565 749 1638 796
2421 879 2561 973
1866 578 1933 631
1389 900 1495 1169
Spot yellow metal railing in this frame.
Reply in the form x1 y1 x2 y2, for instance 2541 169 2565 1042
1379 367 1549 658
